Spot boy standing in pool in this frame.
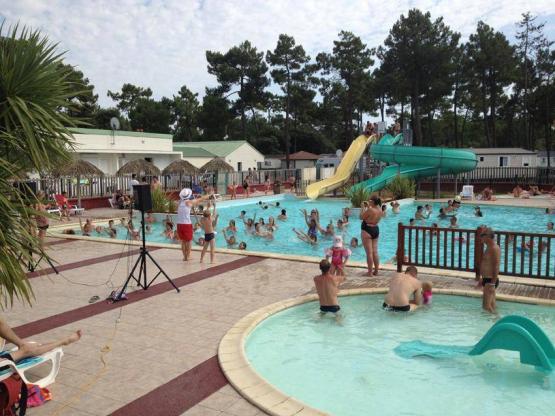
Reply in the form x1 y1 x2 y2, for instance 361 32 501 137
477 227 500 313
314 259 345 314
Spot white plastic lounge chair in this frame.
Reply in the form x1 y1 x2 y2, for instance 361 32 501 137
108 198 117 209
69 206 85 216
0 343 64 388
460 185 474 200
213 194 223 201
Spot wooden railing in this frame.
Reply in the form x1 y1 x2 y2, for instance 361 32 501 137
396 224 555 280
441 167 555 185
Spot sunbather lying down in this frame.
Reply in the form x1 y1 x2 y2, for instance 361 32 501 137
0 317 81 363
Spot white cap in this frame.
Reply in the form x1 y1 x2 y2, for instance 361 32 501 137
333 235 343 248
179 188 193 200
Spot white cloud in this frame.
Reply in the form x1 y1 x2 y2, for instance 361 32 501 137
1 0 554 107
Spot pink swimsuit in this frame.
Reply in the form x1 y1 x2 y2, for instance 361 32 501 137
423 290 432 305
325 247 352 268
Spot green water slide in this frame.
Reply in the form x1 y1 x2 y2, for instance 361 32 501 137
350 133 478 193
395 315 555 372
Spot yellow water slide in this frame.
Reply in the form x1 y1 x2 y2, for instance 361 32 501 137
305 134 377 200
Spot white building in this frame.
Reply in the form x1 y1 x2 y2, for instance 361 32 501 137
69 128 182 174
281 151 320 169
470 148 538 168
537 150 555 167
173 141 264 171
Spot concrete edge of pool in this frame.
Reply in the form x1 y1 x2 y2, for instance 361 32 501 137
218 289 555 416
46 222 555 290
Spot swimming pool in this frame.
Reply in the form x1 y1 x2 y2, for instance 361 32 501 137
245 294 555 416
76 195 553 265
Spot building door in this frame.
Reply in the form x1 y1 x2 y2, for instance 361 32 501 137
237 162 242 171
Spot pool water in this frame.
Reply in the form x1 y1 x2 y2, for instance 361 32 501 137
245 294 555 416
79 195 552 266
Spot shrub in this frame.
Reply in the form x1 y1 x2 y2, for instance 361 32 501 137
346 186 371 208
151 187 170 212
385 176 416 199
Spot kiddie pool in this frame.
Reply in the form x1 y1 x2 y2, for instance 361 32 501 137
220 291 555 416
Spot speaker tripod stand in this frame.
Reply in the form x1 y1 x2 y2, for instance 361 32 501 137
117 209 180 299
19 248 59 274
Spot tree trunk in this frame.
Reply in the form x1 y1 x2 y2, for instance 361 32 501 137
461 109 469 148
250 107 260 137
453 82 459 148
380 93 385 122
240 76 246 139
411 92 423 146
284 67 291 169
346 83 354 146
480 72 491 147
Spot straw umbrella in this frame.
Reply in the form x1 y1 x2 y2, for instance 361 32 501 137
162 159 199 190
116 159 161 176
200 158 235 193
53 160 104 207
199 158 234 174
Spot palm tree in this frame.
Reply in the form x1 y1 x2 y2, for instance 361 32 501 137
0 23 79 307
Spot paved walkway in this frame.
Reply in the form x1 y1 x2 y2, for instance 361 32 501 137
8 236 554 416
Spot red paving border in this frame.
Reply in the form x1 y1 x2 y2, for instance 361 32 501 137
15 256 264 338
110 355 227 416
26 247 159 279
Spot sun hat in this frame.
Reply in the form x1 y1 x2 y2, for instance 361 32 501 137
333 235 343 248
179 188 193 200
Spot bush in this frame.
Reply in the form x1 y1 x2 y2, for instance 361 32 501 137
385 176 415 199
346 186 371 208
151 187 170 212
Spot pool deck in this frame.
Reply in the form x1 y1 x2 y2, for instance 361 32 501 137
11 198 555 416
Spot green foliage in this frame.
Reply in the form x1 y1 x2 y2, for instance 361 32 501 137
385 176 416 199
379 9 460 145
171 85 200 141
150 187 171 212
129 98 172 133
346 186 371 208
107 83 152 115
0 23 77 307
206 40 269 139
92 107 130 130
57 63 98 120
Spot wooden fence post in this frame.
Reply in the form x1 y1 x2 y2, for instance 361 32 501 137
474 226 484 279
397 222 405 272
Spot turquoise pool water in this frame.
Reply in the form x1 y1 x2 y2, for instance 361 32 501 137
78 195 553 266
245 294 555 416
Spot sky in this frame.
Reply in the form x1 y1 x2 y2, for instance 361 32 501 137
1 0 554 108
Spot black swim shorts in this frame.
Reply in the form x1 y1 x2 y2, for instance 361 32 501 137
320 305 340 313
382 302 410 312
481 277 499 288
205 233 215 242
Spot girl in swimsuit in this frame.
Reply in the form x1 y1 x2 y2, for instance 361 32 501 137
360 195 383 276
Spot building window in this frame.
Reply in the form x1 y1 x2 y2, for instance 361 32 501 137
144 157 153 163
499 156 509 167
237 162 242 171
264 160 272 166
479 156 484 162
522 156 531 167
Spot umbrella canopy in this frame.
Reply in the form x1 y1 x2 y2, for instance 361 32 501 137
52 159 104 177
162 159 199 176
117 159 160 176
200 158 235 173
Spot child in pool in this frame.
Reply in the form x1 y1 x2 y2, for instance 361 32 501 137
324 235 351 276
350 237 359 248
422 281 433 305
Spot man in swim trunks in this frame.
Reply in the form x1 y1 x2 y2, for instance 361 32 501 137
360 196 383 276
383 266 422 312
314 259 345 313
476 227 500 313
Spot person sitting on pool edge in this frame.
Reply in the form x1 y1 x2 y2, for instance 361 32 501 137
383 265 423 312
314 259 345 314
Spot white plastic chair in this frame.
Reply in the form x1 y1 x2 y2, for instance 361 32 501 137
460 185 474 200
69 206 85 216
0 343 64 388
108 198 117 209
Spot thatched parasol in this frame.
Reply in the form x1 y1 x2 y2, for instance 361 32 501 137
52 160 104 208
200 158 235 173
116 159 161 176
162 159 199 176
